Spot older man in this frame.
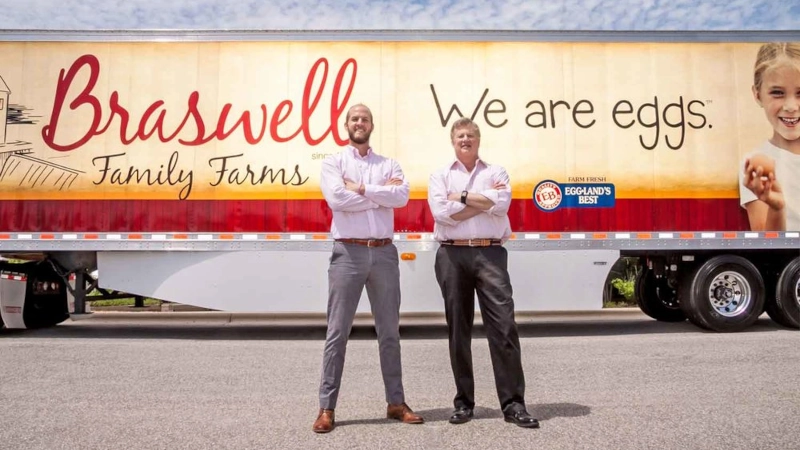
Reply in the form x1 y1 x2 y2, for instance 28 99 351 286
428 117 539 429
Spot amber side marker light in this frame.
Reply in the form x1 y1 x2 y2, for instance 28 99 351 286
400 253 416 261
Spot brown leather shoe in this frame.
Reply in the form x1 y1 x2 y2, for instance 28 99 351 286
386 403 424 424
313 408 335 433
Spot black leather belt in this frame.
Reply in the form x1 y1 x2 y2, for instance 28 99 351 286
440 239 502 247
335 238 393 247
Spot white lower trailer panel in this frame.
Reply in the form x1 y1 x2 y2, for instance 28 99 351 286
97 248 619 313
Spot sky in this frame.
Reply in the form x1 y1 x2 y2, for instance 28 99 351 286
1 0 799 30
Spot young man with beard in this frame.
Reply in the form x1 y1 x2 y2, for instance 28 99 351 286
312 104 424 433
428 117 539 429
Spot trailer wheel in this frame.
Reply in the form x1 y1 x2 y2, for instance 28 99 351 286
768 257 800 329
634 269 685 322
680 255 765 332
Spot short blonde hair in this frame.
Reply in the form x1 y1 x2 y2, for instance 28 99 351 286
753 42 800 91
449 117 481 141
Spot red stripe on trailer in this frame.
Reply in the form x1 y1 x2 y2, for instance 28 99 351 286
0 198 751 233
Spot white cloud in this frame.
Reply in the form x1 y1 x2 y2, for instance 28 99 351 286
1 0 798 30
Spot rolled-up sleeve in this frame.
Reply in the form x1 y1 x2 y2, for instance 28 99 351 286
364 159 410 208
428 169 465 226
482 167 511 216
320 156 378 212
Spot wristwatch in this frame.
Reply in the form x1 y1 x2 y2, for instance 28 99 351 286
461 190 468 204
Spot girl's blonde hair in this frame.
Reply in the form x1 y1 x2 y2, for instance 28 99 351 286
753 42 800 90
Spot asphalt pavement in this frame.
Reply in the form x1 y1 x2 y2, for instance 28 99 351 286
0 310 797 450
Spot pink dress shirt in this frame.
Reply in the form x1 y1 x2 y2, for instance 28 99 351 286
320 146 410 239
427 158 512 242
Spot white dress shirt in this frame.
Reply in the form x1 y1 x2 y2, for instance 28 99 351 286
428 158 512 242
320 146 410 239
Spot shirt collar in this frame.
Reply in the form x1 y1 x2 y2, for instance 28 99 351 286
450 157 487 171
349 145 373 159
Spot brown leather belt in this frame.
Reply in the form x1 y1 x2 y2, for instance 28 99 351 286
335 238 393 247
440 239 502 247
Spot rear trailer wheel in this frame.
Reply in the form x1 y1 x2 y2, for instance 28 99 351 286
680 255 765 332
634 269 685 322
769 257 800 329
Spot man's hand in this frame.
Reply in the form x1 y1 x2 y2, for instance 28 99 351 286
493 181 506 190
344 178 365 195
384 178 404 186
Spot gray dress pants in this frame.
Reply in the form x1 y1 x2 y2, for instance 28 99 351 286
318 241 405 409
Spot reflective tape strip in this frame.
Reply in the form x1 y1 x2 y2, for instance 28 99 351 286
0 273 27 281
0 231 795 242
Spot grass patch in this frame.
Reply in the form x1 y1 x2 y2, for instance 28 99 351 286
88 298 161 307
603 299 636 308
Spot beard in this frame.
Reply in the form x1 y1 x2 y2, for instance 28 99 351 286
348 129 371 144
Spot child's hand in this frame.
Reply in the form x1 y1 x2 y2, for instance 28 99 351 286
743 158 785 210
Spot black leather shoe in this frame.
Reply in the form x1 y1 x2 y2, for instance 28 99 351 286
448 407 474 424
503 409 540 428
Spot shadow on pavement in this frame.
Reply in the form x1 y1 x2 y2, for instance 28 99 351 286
0 317 786 341
334 402 591 428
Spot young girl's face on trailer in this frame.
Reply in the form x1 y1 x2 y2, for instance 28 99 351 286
754 63 800 147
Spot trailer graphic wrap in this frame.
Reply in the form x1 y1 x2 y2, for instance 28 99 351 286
0 41 790 232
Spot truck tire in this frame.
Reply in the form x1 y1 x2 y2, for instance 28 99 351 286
680 255 765 332
634 269 685 322
768 257 800 329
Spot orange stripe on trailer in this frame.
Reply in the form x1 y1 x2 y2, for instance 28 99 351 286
265 234 281 240
593 233 608 239
0 234 10 239
84 234 99 239
723 232 737 239
765 232 779 238
312 234 328 240
219 234 234 240
128 234 143 239
40 234 55 239
406 234 422 240
680 233 694 239
172 234 188 239
546 233 561 239
637 233 652 239
509 233 517 240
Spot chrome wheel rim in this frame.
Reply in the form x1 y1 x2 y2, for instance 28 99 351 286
707 271 751 317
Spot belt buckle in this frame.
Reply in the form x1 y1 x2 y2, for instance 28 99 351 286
468 239 484 247
367 239 380 247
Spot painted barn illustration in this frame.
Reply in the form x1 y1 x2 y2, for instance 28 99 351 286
0 75 82 190
0 75 8 145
